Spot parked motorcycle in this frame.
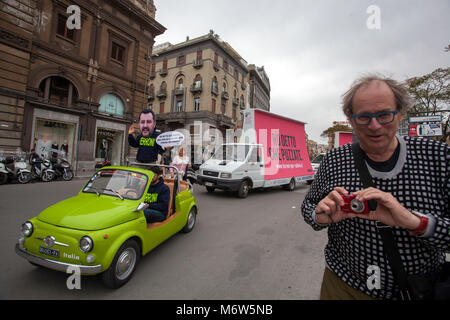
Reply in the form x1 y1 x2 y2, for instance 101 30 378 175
0 154 32 184
0 155 8 184
30 153 56 182
50 156 74 181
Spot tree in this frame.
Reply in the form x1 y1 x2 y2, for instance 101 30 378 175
405 67 450 143
321 123 353 149
320 123 352 138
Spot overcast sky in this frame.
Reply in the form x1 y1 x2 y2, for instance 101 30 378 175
153 0 449 144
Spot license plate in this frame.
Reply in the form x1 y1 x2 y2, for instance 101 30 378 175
39 246 60 258
205 182 214 187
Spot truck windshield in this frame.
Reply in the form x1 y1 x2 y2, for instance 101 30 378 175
83 169 148 200
212 145 250 162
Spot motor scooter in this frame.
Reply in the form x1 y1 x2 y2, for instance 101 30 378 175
50 156 74 181
1 153 32 184
30 153 56 182
0 155 8 184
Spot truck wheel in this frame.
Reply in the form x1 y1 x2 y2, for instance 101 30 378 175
237 180 250 198
283 178 296 191
182 207 197 233
206 186 215 193
102 239 140 289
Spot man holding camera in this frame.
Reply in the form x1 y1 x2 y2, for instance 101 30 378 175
301 75 449 299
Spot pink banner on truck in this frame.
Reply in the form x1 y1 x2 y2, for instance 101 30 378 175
338 132 353 146
253 110 313 180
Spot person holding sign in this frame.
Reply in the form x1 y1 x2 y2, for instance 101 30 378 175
128 109 165 163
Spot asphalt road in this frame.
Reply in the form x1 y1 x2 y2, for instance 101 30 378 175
0 178 327 300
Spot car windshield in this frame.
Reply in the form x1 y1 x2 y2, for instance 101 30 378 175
83 169 148 200
311 154 324 164
212 144 250 162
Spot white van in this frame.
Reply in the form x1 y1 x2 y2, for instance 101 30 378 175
197 109 314 198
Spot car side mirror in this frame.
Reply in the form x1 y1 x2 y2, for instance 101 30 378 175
133 202 147 212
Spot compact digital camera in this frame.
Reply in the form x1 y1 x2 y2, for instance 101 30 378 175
341 194 369 214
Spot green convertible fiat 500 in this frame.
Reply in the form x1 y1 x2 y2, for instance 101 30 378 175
15 164 198 288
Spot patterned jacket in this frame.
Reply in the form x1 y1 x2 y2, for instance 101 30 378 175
301 136 450 299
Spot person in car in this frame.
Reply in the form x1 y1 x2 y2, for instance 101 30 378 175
143 166 170 223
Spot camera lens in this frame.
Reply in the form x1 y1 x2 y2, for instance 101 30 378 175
350 199 365 213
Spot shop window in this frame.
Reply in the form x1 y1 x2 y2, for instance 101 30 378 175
57 14 76 41
99 94 125 116
95 128 124 166
34 119 76 162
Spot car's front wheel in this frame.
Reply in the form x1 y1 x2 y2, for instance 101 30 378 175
102 239 140 289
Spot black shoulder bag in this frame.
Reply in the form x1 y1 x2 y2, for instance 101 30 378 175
352 142 450 300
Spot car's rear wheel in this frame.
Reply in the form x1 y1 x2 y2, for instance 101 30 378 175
182 207 197 233
102 239 140 289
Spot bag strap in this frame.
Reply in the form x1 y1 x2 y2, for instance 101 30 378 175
351 142 412 300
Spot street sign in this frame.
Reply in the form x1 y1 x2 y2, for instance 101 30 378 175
409 115 442 123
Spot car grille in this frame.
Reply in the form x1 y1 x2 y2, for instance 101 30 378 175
203 170 219 177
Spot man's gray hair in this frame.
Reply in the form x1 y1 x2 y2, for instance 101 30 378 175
341 74 412 117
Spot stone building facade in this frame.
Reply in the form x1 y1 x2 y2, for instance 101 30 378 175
248 64 270 112
0 0 165 175
148 31 271 161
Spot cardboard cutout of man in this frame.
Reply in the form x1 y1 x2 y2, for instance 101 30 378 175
128 109 165 163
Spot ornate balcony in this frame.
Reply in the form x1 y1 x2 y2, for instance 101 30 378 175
190 83 203 94
193 59 203 69
221 91 229 100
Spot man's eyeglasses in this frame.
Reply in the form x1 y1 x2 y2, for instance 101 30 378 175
351 110 398 125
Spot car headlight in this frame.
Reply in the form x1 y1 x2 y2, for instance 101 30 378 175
79 236 94 253
220 172 232 178
21 221 33 237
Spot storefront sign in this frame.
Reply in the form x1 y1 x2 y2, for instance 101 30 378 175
409 123 442 137
409 115 442 123
156 131 185 148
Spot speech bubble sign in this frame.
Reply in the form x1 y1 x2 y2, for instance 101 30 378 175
156 131 185 148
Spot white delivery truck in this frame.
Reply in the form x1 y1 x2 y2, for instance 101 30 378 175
197 108 314 198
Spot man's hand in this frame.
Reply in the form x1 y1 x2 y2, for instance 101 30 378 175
352 187 421 229
128 123 135 135
315 187 358 224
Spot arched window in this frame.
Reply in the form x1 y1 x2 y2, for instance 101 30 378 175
98 93 124 116
194 74 202 88
39 76 79 106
